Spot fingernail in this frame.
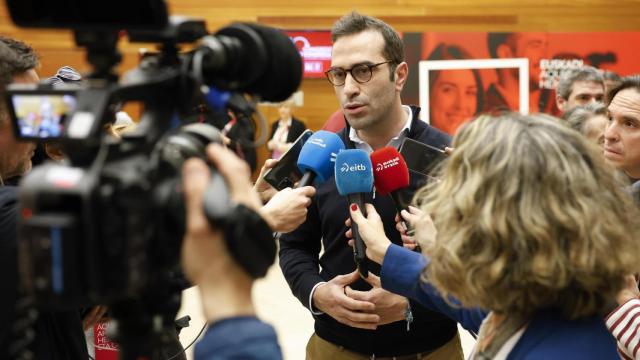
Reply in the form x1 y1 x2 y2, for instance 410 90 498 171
351 204 358 211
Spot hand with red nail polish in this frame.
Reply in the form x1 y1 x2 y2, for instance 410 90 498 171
347 203 392 265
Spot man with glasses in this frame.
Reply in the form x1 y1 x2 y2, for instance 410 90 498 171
279 11 462 360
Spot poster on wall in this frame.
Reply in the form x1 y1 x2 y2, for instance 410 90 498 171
404 31 640 135
287 30 332 79
289 30 640 134
419 58 529 135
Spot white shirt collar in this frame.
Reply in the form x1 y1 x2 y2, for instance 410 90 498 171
278 118 292 127
348 105 412 153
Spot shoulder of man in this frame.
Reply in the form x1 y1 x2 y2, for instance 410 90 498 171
406 105 452 148
0 186 19 244
0 186 18 216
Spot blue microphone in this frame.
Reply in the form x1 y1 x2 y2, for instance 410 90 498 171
296 130 345 188
335 149 373 278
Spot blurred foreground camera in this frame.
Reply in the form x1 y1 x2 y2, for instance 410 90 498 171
4 0 301 358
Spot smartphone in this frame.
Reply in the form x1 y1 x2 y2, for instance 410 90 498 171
263 130 313 190
7 90 78 141
399 137 446 177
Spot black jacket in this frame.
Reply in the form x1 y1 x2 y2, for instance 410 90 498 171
225 115 258 172
279 106 457 357
0 186 88 360
269 117 306 144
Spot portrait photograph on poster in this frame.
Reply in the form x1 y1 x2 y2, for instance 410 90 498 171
419 58 529 135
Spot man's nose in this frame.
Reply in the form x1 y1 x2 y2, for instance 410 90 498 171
343 73 360 98
604 121 619 143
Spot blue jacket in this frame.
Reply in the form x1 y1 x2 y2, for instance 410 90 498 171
380 244 620 359
194 317 282 360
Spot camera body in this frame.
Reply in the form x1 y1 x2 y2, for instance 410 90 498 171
4 0 300 330
17 122 228 309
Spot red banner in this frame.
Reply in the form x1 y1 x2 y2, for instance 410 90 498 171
287 31 333 78
407 31 640 134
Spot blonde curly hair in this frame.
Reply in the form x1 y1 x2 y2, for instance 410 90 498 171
416 113 640 319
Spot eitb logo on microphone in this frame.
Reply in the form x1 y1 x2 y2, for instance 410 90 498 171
340 163 367 172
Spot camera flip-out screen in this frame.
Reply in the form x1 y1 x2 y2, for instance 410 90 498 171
8 92 77 140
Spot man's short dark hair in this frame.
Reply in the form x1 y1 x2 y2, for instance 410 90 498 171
487 32 514 59
0 36 39 118
606 74 640 106
603 70 621 82
331 11 404 80
556 66 604 100
0 36 39 86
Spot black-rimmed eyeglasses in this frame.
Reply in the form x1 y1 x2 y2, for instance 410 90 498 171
325 61 392 86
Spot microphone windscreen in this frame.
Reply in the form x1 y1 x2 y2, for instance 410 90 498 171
245 23 303 102
212 23 302 102
370 147 410 195
297 130 345 182
335 149 373 196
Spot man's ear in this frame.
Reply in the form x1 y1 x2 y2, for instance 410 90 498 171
394 62 409 92
496 43 513 59
556 95 567 112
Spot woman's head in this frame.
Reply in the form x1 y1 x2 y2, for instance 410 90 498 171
428 44 484 135
417 113 640 319
563 102 608 148
278 100 294 120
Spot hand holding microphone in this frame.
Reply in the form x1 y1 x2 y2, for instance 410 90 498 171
346 203 392 266
395 206 421 251
335 149 373 278
267 131 344 238
370 147 419 247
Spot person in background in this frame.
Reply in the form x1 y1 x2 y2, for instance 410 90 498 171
348 112 639 359
606 275 640 360
602 76 640 359
267 100 306 159
563 102 608 148
603 70 622 101
427 44 484 135
555 66 605 115
485 32 548 113
603 75 640 198
221 109 257 172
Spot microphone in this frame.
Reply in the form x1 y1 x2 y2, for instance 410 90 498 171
370 147 416 239
335 149 373 278
296 130 345 188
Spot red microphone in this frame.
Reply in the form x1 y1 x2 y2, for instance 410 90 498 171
370 147 416 238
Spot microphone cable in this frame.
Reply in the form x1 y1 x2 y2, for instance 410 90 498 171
165 322 207 360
